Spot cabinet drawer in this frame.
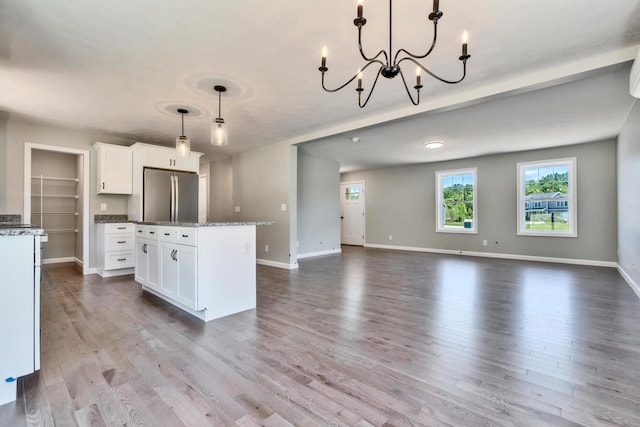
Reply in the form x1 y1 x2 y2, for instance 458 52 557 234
176 228 197 246
159 228 177 241
105 223 134 234
135 225 147 238
107 235 135 251
105 252 135 269
146 227 159 240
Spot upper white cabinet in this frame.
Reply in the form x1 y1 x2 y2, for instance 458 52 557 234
94 143 133 194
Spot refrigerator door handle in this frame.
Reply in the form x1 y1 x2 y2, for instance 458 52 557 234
170 175 175 222
175 175 179 221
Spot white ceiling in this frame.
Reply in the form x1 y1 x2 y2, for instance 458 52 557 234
1 1 639 170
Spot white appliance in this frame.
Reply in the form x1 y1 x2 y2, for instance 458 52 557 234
631 47 640 98
0 231 43 405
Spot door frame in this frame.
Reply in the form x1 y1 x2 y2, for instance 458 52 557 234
23 143 91 275
340 180 366 246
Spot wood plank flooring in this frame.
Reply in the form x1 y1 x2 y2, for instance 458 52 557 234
2 246 640 426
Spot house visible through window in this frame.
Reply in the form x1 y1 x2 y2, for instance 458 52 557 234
436 168 477 233
517 158 576 237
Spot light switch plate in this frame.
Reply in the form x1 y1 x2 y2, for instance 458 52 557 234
281 203 287 212
234 206 240 213
100 203 107 212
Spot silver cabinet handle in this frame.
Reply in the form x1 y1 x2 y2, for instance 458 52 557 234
117 240 126 244
142 243 147 253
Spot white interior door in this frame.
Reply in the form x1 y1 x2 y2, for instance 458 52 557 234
340 181 365 246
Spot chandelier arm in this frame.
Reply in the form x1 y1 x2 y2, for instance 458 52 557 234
358 67 384 108
321 60 386 93
398 57 468 85
392 21 438 65
357 28 389 64
398 69 420 106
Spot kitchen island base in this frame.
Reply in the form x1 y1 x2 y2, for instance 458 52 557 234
135 223 257 322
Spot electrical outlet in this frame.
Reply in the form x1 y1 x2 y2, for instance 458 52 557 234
234 206 240 213
265 244 269 252
482 240 487 246
388 235 393 241
100 203 107 212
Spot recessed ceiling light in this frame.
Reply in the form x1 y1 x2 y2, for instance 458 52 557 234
424 141 445 149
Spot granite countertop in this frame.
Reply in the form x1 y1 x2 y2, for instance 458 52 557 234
94 214 129 223
0 227 46 237
134 221 274 227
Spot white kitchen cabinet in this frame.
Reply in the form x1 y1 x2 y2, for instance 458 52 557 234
134 224 256 322
96 222 135 277
94 142 132 194
134 240 148 285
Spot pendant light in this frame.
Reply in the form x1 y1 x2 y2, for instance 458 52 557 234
176 108 190 157
211 85 228 146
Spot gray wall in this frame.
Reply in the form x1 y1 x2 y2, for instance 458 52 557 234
342 140 617 263
617 100 640 286
232 141 298 266
5 118 136 269
209 158 233 221
297 148 341 255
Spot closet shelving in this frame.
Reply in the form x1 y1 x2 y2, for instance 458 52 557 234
31 175 79 233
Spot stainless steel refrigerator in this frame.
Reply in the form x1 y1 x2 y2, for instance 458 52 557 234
143 167 199 222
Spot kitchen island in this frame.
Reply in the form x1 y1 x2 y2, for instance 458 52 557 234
0 224 45 405
134 222 271 322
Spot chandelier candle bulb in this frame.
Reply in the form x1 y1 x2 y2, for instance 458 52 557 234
357 0 363 18
321 46 327 68
416 67 421 86
357 70 363 90
462 30 469 56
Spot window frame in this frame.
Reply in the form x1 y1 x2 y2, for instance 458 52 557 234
517 157 577 237
435 167 478 234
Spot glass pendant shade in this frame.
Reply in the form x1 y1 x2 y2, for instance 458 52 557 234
176 108 190 157
211 120 228 146
176 135 190 157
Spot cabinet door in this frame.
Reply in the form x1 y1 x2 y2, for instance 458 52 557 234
159 243 178 297
175 245 197 310
0 236 35 379
134 240 148 285
97 145 132 194
146 241 160 290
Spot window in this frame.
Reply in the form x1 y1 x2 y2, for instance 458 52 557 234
345 185 360 200
517 158 576 237
436 168 477 233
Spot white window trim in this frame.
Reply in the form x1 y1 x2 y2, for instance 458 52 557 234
435 167 478 234
517 157 577 237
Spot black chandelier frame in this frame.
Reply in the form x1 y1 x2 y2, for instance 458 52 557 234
319 0 471 107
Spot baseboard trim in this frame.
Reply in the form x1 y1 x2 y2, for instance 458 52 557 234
42 257 76 265
363 243 617 268
96 267 134 278
86 267 98 276
297 248 342 259
256 259 299 270
617 264 640 299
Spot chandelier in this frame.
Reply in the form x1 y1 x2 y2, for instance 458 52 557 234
319 0 470 107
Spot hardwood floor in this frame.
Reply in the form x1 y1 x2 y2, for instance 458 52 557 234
2 246 640 426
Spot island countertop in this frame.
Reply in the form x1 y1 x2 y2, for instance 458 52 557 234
133 221 274 227
0 227 46 237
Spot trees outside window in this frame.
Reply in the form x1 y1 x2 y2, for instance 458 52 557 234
436 168 477 233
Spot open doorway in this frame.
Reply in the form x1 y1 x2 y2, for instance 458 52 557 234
24 143 90 274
